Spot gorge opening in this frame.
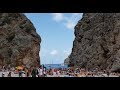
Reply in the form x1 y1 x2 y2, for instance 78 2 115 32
25 13 83 65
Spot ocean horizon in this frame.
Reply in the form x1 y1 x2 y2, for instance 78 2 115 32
43 64 68 69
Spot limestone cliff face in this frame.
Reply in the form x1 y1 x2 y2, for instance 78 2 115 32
0 13 41 68
69 13 120 71
64 56 70 65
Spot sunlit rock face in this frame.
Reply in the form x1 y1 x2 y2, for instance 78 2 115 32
69 13 120 72
64 56 70 65
0 13 41 68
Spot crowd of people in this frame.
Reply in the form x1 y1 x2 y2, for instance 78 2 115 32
0 65 120 77
45 67 120 77
0 65 47 77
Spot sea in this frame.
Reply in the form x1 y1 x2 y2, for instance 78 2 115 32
43 64 68 70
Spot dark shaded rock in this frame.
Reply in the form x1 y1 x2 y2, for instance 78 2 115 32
0 13 41 68
69 13 120 71
64 56 70 65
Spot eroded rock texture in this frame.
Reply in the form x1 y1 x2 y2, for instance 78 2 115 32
64 57 70 65
69 13 120 71
0 13 41 68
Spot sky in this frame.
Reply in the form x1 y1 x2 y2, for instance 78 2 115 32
25 13 83 64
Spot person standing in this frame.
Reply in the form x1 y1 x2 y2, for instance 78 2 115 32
7 72 12 77
2 73 5 77
38 66 43 77
31 67 38 77
43 67 46 77
19 69 23 77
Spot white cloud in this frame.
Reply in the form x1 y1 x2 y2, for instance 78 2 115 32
50 50 59 56
65 21 76 30
51 13 64 22
72 13 80 16
64 13 81 30
51 13 83 30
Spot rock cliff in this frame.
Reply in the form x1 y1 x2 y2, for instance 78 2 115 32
69 13 120 72
0 13 41 68
64 56 70 65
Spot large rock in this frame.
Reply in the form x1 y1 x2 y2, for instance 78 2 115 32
64 56 70 65
69 13 120 71
0 13 41 68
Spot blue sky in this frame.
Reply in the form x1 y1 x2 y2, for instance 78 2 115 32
25 13 83 64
